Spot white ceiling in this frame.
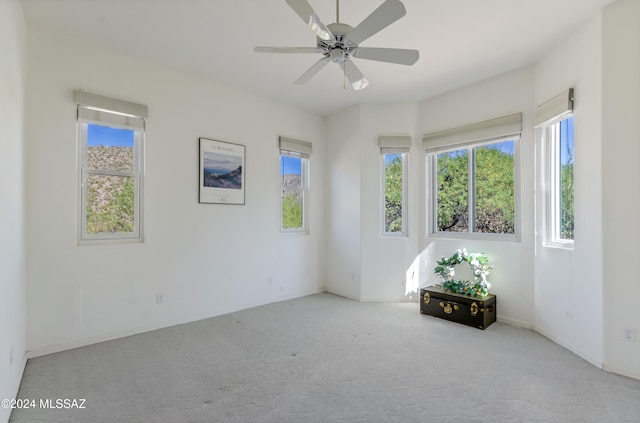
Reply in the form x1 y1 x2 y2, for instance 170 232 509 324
20 0 616 116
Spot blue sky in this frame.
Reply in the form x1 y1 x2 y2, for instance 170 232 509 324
88 124 133 147
384 152 403 165
281 156 301 175
560 116 575 165
494 140 514 155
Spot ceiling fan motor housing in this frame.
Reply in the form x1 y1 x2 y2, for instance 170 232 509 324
319 23 356 63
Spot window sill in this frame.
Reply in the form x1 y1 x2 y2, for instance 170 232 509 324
79 237 143 247
428 231 520 243
543 241 574 251
381 233 408 238
280 230 309 236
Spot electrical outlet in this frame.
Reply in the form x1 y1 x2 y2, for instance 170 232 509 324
156 294 164 305
623 327 636 342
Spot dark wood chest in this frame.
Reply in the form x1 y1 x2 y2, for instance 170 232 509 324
420 285 496 330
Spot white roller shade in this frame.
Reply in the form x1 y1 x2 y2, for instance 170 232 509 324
279 136 312 157
379 135 412 148
77 107 144 130
534 88 574 127
423 113 521 150
381 147 410 154
74 90 148 118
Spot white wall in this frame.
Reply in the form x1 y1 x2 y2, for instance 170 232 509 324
601 0 640 379
0 0 27 422
533 14 604 368
417 68 537 327
359 103 420 301
25 25 326 355
325 106 362 299
325 103 423 302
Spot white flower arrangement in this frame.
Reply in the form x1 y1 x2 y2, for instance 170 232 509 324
434 249 492 297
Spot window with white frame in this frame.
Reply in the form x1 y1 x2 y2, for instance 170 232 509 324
379 135 410 236
75 90 146 243
279 136 311 233
425 113 521 240
536 89 574 247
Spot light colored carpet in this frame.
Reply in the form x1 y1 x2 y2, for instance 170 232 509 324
10 293 640 422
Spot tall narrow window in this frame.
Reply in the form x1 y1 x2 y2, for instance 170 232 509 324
380 136 411 236
545 116 575 243
75 90 147 243
279 137 311 233
425 113 521 241
382 149 408 235
536 88 574 247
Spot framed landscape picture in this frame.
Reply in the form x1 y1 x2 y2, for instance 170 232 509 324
199 138 245 204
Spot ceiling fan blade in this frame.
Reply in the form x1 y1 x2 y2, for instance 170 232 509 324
341 60 370 90
345 0 406 46
352 47 419 65
254 47 319 54
295 57 331 85
285 0 333 41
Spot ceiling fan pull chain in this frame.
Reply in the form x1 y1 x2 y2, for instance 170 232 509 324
343 64 346 90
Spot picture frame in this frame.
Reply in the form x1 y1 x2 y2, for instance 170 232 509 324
199 138 245 205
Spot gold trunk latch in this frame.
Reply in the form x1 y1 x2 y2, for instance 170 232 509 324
439 301 459 314
423 292 431 304
471 302 479 317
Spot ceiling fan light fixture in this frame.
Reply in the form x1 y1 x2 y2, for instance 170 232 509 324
309 15 333 40
352 78 369 90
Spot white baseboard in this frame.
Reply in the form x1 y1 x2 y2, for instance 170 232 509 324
27 319 198 359
27 289 323 359
359 296 406 302
325 288 360 301
497 315 534 330
603 363 640 380
535 326 604 370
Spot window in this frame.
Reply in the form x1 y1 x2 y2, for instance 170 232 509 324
75 90 147 243
279 137 311 233
379 135 411 236
432 139 516 235
536 88 574 248
424 113 521 240
544 116 574 244
382 150 408 235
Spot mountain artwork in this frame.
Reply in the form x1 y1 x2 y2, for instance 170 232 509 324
203 165 242 189
202 151 243 189
199 138 245 204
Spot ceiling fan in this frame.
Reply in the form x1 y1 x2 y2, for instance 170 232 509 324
254 0 419 90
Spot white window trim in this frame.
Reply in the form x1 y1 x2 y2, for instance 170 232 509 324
75 90 146 245
279 136 311 235
77 120 144 245
426 136 521 242
280 153 309 234
541 114 575 250
381 148 408 237
536 88 574 250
